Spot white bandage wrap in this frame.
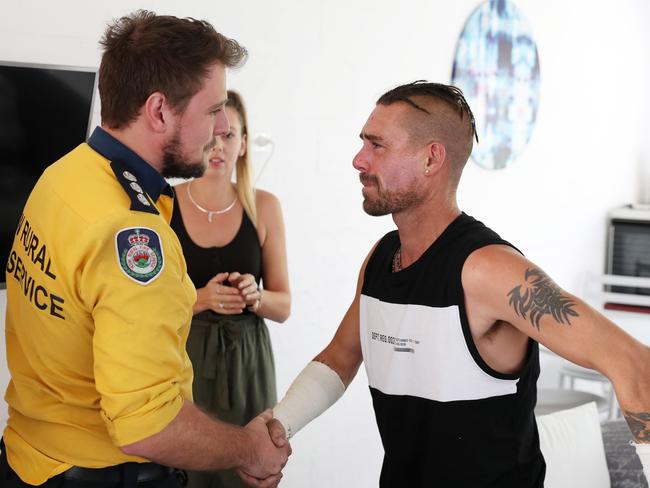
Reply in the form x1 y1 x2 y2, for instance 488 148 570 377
272 361 346 439
635 442 650 482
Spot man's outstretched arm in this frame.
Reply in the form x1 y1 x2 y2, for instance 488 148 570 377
272 245 376 438
121 402 288 484
462 244 650 479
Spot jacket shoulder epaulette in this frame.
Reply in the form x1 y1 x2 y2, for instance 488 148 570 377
109 160 159 215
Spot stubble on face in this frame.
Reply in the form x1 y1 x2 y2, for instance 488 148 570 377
360 173 424 216
161 125 214 179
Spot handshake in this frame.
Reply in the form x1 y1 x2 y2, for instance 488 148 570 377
238 410 292 488
236 360 345 486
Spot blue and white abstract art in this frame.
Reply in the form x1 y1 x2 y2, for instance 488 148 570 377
452 0 540 170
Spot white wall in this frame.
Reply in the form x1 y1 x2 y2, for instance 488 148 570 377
1 0 649 486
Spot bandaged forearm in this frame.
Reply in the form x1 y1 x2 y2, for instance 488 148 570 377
272 361 346 439
635 443 650 482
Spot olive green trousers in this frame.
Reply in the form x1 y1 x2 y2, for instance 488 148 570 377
185 312 277 488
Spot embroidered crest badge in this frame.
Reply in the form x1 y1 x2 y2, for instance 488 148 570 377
115 227 164 284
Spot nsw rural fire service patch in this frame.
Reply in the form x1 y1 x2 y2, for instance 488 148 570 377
115 227 164 285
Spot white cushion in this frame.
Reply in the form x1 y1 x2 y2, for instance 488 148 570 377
537 401 610 488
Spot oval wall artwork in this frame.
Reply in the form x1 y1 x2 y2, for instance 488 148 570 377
451 0 540 170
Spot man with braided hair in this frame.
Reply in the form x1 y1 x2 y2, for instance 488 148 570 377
264 81 650 487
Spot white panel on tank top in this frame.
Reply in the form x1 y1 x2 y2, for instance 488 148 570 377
360 295 518 402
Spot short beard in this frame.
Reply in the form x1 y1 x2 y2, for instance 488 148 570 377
361 174 423 216
161 129 210 179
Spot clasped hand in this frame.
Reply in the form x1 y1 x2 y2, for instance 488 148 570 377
239 410 292 488
196 272 261 315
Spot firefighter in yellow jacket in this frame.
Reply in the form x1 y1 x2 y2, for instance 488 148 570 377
2 11 289 488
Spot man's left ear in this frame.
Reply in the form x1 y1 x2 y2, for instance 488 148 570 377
424 141 446 175
143 92 169 133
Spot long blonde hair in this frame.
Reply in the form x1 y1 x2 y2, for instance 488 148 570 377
227 90 257 226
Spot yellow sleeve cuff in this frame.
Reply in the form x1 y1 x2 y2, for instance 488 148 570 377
103 393 184 447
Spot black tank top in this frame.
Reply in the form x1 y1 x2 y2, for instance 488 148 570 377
170 196 262 289
360 212 545 488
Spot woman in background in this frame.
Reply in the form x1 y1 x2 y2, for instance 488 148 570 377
171 90 291 488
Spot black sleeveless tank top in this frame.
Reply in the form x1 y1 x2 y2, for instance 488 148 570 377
170 196 262 290
360 212 545 488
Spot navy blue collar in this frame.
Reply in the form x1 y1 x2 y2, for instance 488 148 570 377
87 127 173 202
